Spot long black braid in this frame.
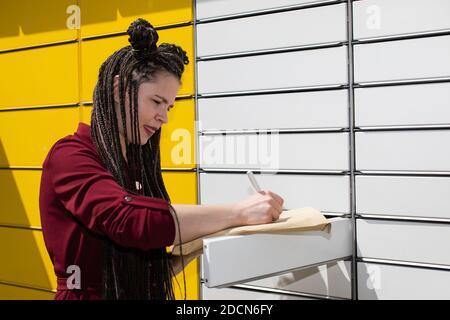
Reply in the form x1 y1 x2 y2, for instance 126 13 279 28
90 18 189 300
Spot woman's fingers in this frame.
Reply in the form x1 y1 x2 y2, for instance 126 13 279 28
265 190 284 208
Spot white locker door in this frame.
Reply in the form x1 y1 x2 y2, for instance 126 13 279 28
200 173 350 214
354 36 450 83
353 0 450 40
198 46 348 94
356 176 450 219
358 263 450 300
354 83 450 127
356 131 450 172
197 4 347 57
202 217 352 288
198 90 349 131
200 133 349 171
357 219 450 266
196 0 333 20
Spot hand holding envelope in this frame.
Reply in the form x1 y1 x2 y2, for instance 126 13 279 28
171 172 330 256
171 207 329 255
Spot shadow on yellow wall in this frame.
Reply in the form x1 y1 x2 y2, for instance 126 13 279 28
0 139 56 297
0 0 192 40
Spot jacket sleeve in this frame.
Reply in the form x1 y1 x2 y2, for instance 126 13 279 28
45 139 176 250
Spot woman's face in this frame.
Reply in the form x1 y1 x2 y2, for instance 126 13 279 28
114 71 180 147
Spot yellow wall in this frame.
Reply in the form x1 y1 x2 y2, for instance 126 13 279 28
0 0 197 300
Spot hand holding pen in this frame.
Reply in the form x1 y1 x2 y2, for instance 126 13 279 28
229 171 285 225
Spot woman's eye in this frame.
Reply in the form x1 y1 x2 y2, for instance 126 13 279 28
153 99 161 105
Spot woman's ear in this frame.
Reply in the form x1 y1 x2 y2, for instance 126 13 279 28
113 75 120 104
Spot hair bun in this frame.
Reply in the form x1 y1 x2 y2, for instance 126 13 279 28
127 18 158 58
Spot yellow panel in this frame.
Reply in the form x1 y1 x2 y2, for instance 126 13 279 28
162 171 198 299
0 107 79 167
0 43 79 109
0 0 78 51
81 25 194 102
80 0 193 38
161 99 195 169
162 171 197 204
0 170 42 228
0 283 54 300
0 227 56 290
80 105 93 124
173 259 199 300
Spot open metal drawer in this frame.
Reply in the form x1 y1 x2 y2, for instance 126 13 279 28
201 217 352 288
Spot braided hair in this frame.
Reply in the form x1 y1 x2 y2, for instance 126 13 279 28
90 18 189 300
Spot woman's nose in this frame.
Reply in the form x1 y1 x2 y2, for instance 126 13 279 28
157 109 169 124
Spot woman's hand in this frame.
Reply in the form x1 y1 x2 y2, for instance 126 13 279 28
231 190 284 226
170 190 284 245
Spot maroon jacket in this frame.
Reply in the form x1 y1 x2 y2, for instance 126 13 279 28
39 122 175 300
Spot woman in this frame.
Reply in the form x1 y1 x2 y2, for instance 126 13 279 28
39 18 283 300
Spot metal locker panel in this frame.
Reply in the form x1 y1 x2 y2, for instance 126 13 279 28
201 285 313 300
198 90 348 131
358 262 450 300
197 4 347 57
202 217 352 288
199 173 350 214
247 260 351 299
0 0 77 51
357 219 450 266
196 0 332 20
79 0 193 38
197 46 348 94
0 283 55 300
356 131 450 172
0 170 42 228
356 176 450 219
0 107 79 168
354 35 450 83
355 83 450 127
0 43 78 109
199 133 349 170
0 228 56 291
353 0 450 40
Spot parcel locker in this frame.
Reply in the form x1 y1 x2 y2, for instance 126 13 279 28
358 262 450 300
201 217 352 287
201 285 313 300
199 133 349 170
357 219 450 266
354 35 450 83
196 0 333 20
356 176 450 220
246 260 351 299
198 46 348 94
356 131 450 172
355 83 450 127
197 3 346 57
353 0 450 40
200 173 350 214
198 90 348 131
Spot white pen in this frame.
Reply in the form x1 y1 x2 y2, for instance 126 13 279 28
246 170 262 193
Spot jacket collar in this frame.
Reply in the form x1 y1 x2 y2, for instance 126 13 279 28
76 122 93 144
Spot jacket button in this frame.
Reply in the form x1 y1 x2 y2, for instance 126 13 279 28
124 196 132 202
